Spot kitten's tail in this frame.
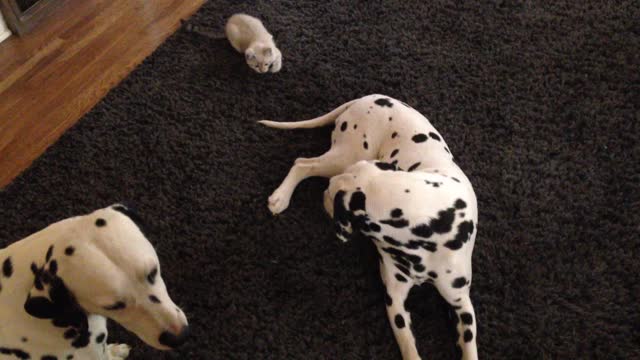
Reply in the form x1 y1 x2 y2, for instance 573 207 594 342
182 20 226 40
258 100 357 129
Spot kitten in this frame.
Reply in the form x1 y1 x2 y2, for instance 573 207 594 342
225 14 282 73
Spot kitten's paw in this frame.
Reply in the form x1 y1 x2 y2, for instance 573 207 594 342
108 344 131 359
270 58 282 73
268 188 291 214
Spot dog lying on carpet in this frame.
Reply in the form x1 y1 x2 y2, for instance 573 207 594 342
0 204 189 360
260 94 479 360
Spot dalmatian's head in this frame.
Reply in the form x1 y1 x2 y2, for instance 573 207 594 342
324 161 385 241
24 204 189 350
324 160 382 218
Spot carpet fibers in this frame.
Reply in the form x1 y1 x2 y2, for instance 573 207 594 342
1 1 638 359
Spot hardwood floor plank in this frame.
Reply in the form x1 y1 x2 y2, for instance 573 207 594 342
0 0 205 188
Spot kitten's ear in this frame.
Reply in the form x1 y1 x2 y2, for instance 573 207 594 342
262 47 273 57
245 49 256 60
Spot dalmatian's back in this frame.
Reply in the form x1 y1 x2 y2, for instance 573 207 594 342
329 95 455 172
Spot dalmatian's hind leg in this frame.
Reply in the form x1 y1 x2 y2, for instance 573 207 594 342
436 281 478 360
268 148 354 214
107 344 131 360
380 257 422 360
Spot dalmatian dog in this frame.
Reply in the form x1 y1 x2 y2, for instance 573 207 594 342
259 94 479 360
0 204 189 360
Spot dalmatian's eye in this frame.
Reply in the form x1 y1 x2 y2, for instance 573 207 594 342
103 301 127 311
146 266 158 285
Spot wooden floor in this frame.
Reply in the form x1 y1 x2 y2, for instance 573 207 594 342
0 0 205 188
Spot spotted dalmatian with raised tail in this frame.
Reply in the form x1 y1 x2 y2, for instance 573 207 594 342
0 205 189 359
260 94 479 360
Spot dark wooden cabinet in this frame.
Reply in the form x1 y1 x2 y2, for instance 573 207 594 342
0 0 62 35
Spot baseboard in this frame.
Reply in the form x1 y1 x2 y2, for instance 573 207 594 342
0 10 11 43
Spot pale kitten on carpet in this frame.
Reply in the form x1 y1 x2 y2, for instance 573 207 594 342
225 13 282 73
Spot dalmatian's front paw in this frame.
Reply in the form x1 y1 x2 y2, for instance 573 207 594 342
107 344 131 359
323 189 334 217
268 188 291 214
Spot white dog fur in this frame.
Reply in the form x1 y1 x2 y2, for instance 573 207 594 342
260 94 479 360
0 204 189 359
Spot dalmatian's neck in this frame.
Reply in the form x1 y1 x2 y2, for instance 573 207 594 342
0 219 107 358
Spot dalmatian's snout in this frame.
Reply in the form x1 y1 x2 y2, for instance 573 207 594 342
159 324 190 349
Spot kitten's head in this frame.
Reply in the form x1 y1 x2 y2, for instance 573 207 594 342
245 44 279 73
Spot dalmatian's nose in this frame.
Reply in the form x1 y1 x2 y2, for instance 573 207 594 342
159 325 190 348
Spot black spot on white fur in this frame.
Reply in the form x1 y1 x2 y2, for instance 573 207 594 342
464 329 474 342
95 333 106 343
395 273 407 282
380 218 409 228
0 348 31 359
45 246 54 262
429 132 441 141
412 134 428 143
425 180 442 188
452 277 468 288
2 257 12 278
375 162 397 171
374 98 394 107
430 208 456 234
444 220 475 250
394 314 405 328
411 224 433 238
407 162 421 172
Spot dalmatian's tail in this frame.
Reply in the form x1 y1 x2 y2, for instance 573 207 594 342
258 99 357 129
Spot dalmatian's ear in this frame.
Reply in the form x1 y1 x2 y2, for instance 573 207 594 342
262 47 273 57
111 203 147 234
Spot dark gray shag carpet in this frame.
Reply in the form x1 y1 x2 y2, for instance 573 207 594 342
1 1 639 359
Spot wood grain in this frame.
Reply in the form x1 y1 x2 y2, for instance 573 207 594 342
0 0 205 188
